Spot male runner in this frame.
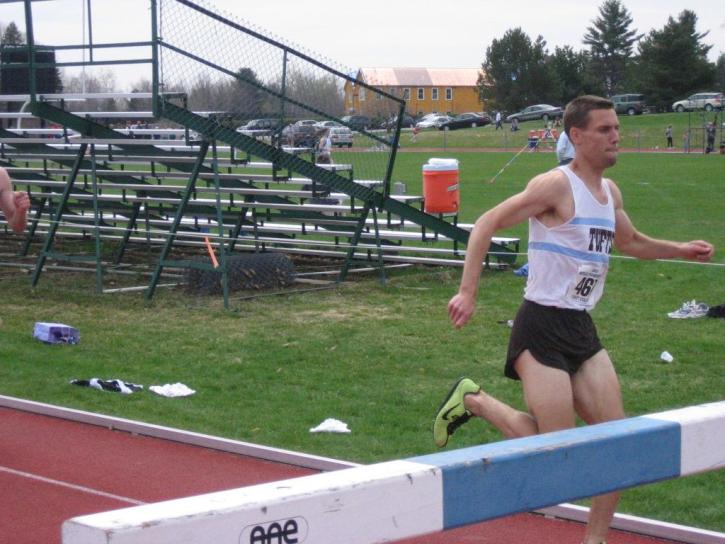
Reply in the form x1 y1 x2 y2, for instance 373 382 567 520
433 95 714 544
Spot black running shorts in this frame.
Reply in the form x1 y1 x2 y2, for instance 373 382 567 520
505 299 604 380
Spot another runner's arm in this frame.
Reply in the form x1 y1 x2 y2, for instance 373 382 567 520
448 172 565 328
610 180 714 262
0 168 30 233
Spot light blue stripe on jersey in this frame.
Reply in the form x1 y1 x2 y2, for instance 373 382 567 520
529 241 610 264
570 216 615 229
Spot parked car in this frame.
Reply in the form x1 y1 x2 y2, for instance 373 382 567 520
611 94 647 115
415 113 441 125
281 122 319 147
328 126 353 147
315 120 343 129
383 113 415 129
236 118 282 134
415 114 453 129
438 112 492 130
340 115 372 131
672 92 724 112
506 104 563 123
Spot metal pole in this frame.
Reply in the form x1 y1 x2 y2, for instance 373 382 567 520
211 139 230 310
86 0 94 62
278 50 288 145
23 0 37 100
80 0 86 93
91 143 103 292
383 101 406 200
150 0 161 118
489 143 529 183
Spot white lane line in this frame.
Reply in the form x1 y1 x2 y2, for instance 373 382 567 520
0 465 146 506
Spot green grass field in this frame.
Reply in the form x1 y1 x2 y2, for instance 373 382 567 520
0 123 723 531
380 110 722 153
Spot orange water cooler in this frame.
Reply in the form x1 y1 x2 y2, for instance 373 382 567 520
422 158 459 213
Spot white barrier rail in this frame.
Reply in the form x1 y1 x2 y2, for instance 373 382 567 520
62 401 725 544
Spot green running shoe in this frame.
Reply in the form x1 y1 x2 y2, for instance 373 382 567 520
433 377 481 447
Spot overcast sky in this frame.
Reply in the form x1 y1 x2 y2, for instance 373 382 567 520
1 0 723 91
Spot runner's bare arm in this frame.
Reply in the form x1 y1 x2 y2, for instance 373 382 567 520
0 168 30 233
448 171 567 328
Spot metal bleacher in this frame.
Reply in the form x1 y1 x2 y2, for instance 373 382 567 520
0 0 517 305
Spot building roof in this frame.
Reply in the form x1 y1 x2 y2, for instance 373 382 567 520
358 68 482 87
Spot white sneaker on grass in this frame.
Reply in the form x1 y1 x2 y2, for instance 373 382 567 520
667 300 709 319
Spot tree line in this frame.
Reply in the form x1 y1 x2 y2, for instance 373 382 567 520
3 3 725 118
479 0 725 113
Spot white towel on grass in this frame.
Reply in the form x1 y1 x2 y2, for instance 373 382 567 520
149 383 196 397
309 418 351 433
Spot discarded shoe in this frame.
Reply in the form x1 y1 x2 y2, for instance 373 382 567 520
667 300 709 319
433 377 481 447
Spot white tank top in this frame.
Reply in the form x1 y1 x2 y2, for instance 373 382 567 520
524 166 615 311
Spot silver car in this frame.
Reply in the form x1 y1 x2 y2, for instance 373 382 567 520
672 92 724 112
415 114 453 129
506 104 563 123
328 126 353 148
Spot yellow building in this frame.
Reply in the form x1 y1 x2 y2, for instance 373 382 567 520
344 67 485 118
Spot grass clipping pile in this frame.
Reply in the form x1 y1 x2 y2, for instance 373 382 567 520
185 253 296 295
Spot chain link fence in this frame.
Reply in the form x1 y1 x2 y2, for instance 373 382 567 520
156 0 405 186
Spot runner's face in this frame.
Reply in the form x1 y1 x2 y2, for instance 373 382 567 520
573 109 620 168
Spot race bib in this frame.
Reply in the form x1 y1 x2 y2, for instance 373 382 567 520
567 264 604 307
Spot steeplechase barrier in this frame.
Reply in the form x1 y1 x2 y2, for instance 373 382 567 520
62 401 725 543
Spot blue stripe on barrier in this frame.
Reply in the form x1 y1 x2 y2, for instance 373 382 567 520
411 416 681 529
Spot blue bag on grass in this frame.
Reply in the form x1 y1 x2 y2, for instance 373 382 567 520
33 322 80 345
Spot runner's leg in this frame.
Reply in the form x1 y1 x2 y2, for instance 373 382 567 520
514 350 576 432
464 350 575 438
572 350 625 544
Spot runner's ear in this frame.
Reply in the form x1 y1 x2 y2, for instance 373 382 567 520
569 126 582 147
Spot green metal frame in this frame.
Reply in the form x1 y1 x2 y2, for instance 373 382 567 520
0 121 198 274
149 2 516 267
146 141 216 301
157 100 512 256
29 143 94 287
8 0 517 302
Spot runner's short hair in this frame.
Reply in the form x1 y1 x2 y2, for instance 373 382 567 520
564 95 613 136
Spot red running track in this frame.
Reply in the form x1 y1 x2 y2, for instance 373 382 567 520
1 406 679 544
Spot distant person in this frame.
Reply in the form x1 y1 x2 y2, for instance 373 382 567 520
665 125 673 149
705 122 716 154
0 167 30 233
316 129 332 164
434 95 714 544
511 117 519 132
495 111 503 130
556 130 575 165
683 131 690 153
544 120 553 139
411 125 420 142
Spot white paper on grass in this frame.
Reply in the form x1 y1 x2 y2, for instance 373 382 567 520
309 418 351 433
